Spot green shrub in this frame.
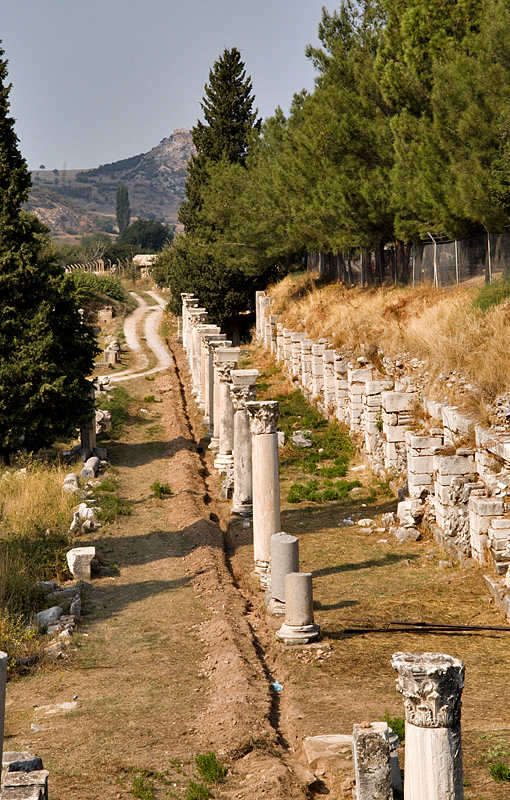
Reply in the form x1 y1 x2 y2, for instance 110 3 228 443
131 773 156 799
151 481 172 499
489 761 510 782
287 479 361 503
195 752 227 784
186 781 210 800
473 277 510 313
383 709 405 742
96 494 132 522
99 386 131 439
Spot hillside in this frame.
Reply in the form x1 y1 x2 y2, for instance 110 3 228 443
26 128 194 240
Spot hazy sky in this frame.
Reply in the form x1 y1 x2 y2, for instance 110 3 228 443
2 0 336 171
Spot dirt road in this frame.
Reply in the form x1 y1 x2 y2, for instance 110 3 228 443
4 293 309 800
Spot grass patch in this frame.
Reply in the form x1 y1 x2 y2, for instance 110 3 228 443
131 773 156 800
489 762 510 782
287 478 361 503
151 481 172 499
195 752 227 784
186 782 210 800
95 494 132 522
99 385 131 440
142 395 162 404
472 276 510 313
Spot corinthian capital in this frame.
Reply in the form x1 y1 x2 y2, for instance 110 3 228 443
230 384 257 411
245 401 279 435
391 652 464 728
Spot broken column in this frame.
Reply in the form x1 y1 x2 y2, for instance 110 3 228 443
267 532 299 617
245 400 281 587
275 572 320 644
213 347 240 473
392 651 465 800
352 721 393 800
230 369 258 516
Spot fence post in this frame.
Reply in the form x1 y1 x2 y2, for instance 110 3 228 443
455 239 459 284
487 231 492 283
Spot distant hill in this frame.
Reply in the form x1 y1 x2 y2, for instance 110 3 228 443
27 129 194 240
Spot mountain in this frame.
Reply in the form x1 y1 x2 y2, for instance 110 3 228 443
27 129 194 240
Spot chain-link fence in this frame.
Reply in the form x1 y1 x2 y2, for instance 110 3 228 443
308 233 510 287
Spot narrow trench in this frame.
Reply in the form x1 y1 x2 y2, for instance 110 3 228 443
167 337 293 757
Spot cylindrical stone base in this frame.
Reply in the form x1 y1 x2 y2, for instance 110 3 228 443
404 722 463 800
266 532 299 617
275 572 319 644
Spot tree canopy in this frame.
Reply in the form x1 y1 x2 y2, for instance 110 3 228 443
0 44 98 463
116 184 130 234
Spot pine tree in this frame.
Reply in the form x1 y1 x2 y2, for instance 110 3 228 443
179 47 260 232
0 44 99 463
116 184 130 234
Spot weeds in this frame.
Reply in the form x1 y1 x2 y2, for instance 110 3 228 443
489 761 510 782
99 386 131 440
131 773 156 800
472 277 510 313
383 709 405 742
186 782 210 800
287 478 361 503
151 481 172 499
96 494 132 522
142 395 162 404
195 752 227 783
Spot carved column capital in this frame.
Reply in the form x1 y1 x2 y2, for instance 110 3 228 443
231 384 257 412
391 652 464 728
245 401 279 435
216 361 237 382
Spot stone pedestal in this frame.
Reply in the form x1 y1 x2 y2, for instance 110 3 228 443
245 401 281 587
230 370 258 516
67 547 96 580
267 532 299 617
213 347 240 472
392 651 465 800
352 722 393 800
275 572 320 644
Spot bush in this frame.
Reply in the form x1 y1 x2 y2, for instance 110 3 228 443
195 752 227 783
383 709 405 742
131 773 156 800
489 761 510 782
473 277 510 313
151 481 172 499
186 781 210 800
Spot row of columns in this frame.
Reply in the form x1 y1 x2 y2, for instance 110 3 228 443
179 293 319 644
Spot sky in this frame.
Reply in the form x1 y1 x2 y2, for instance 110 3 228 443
2 0 337 171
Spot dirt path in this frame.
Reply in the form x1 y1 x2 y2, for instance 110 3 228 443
4 294 308 800
111 292 172 383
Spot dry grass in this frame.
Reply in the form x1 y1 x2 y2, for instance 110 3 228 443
0 461 75 539
269 274 510 405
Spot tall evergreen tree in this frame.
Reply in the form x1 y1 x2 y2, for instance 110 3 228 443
179 47 260 232
116 184 130 234
0 44 98 463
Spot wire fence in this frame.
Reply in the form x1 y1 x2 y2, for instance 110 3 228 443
307 233 510 287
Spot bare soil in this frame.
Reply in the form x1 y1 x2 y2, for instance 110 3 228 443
5 300 510 800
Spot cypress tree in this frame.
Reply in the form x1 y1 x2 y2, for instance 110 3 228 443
0 44 99 463
179 47 260 232
116 184 130 234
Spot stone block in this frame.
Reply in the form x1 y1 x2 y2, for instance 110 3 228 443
348 367 373 383
382 391 415 413
442 405 475 436
434 482 452 504
468 496 504 516
303 734 352 768
383 425 407 443
365 381 392 396
408 472 433 487
80 456 100 480
435 455 475 476
66 547 96 580
424 399 444 419
490 518 510 529
352 722 392 800
35 606 63 632
408 454 435 473
406 432 444 450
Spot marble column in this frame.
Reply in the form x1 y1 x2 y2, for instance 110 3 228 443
207 338 230 443
196 325 221 411
230 369 258 516
267 532 299 617
275 572 320 644
181 295 198 359
189 309 208 396
213 347 240 472
245 400 281 587
392 651 465 800
201 333 226 429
